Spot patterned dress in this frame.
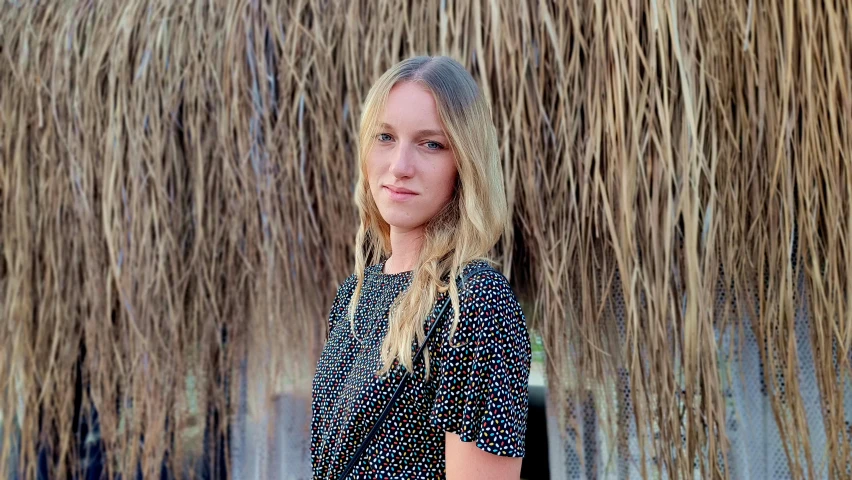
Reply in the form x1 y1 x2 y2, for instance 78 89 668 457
311 260 531 479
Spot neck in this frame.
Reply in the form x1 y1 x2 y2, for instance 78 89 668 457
384 226 425 274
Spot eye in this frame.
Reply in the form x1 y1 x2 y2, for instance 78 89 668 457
377 133 393 142
424 141 445 150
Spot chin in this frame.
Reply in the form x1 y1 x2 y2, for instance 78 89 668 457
378 210 428 231
385 218 428 232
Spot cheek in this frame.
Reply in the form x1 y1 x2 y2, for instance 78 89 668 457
442 156 459 194
442 170 458 200
430 159 458 203
365 153 383 186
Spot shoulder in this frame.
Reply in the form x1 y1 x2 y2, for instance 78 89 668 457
326 273 360 338
329 273 358 306
457 262 519 312
327 273 357 327
338 272 358 296
449 262 527 341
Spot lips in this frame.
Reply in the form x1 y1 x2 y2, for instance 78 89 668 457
383 185 418 201
384 185 416 195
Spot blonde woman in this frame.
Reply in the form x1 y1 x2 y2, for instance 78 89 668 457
311 56 530 479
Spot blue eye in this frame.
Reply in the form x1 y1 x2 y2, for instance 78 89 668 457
377 133 393 142
424 141 445 150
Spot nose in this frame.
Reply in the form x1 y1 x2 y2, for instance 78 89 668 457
389 143 415 178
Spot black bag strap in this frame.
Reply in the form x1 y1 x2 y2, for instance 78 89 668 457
337 263 496 479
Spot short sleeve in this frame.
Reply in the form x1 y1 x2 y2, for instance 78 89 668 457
429 269 531 457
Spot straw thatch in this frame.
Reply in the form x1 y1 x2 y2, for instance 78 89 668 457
1 0 850 478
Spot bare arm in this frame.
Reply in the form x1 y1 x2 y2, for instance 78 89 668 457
445 432 523 480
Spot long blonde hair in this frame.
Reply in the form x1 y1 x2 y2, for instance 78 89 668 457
347 56 507 378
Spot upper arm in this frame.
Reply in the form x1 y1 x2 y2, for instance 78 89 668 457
445 431 523 480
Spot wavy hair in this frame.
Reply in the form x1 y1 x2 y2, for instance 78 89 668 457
347 56 507 378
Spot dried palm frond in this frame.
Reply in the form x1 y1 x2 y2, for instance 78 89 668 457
1 1 849 478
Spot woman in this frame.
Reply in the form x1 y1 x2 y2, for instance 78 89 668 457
311 56 531 479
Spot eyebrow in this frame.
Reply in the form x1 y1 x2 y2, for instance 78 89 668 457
379 123 447 138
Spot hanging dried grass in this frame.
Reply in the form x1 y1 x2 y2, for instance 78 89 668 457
1 0 850 478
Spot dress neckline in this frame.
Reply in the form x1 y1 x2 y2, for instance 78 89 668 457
370 260 413 278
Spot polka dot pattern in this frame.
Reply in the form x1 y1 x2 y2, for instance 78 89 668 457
311 260 531 479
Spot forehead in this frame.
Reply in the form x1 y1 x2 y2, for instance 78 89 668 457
381 82 445 132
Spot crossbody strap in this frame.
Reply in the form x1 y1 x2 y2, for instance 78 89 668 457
336 263 496 479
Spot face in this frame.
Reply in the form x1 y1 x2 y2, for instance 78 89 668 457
367 82 458 234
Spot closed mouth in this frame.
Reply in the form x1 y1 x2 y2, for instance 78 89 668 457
384 186 417 195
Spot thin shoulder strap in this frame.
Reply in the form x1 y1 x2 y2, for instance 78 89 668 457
337 263 496 479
